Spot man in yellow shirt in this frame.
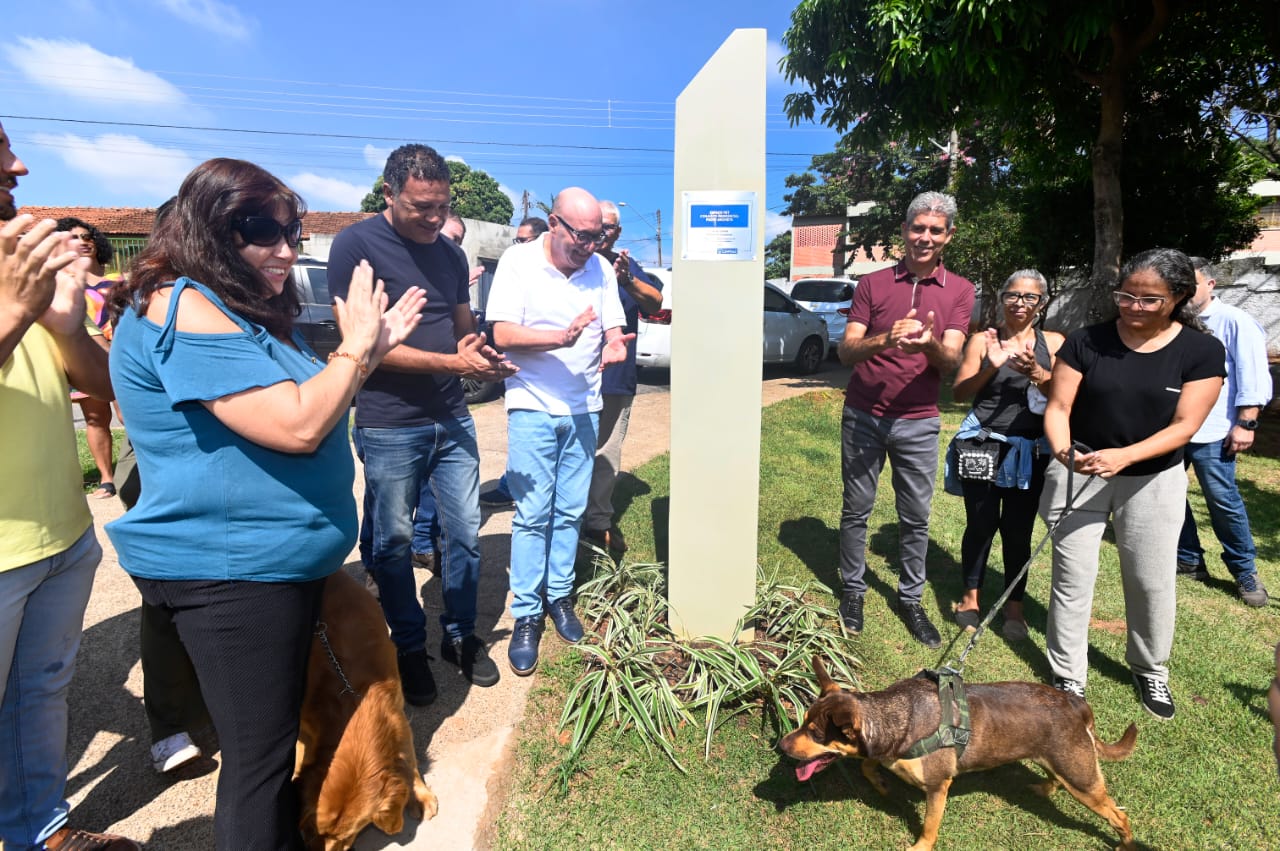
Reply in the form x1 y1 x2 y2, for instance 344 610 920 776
0 121 140 850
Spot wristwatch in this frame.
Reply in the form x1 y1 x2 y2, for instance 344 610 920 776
1236 419 1259 430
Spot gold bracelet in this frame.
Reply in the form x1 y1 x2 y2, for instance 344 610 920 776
327 351 368 378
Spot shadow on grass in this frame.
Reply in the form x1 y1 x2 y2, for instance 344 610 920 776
754 756 1142 850
1223 679 1274 723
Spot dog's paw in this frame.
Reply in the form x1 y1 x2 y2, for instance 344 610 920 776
416 780 439 821
1032 778 1061 798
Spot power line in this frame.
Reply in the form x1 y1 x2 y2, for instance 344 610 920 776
0 114 820 159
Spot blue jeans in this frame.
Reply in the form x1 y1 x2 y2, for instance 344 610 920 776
353 430 438 565
507 410 599 620
1177 440 1259 581
0 526 100 849
358 418 481 648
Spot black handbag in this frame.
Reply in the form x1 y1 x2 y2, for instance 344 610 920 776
953 434 1002 482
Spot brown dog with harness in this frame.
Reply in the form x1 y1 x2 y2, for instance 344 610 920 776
780 657 1138 851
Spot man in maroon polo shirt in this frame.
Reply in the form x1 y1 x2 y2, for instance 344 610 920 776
835 191 975 648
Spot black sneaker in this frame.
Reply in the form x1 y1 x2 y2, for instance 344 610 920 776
1132 672 1175 720
1237 573 1269 608
1052 676 1086 699
899 601 941 649
396 647 438 706
1176 560 1209 581
441 635 500 687
839 592 864 634
479 487 514 507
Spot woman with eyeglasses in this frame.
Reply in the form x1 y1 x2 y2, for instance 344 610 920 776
1040 247 1224 721
55 216 120 498
106 158 424 850
948 270 1063 641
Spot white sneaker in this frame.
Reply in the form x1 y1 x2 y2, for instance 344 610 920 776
150 731 201 773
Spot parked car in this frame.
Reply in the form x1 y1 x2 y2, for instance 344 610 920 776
635 273 828 375
635 267 673 370
291 257 340 359
786 276 855 352
763 282 828 374
290 257 502 405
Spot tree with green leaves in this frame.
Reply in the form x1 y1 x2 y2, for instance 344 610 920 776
765 231 792 280
359 176 386 213
447 161 514 225
782 0 1277 294
358 162 516 224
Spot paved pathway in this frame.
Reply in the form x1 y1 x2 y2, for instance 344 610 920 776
64 362 846 849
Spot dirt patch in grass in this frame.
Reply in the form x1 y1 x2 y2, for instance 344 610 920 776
1090 618 1127 635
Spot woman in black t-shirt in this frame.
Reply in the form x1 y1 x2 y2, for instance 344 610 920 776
1041 248 1225 721
951 269 1064 640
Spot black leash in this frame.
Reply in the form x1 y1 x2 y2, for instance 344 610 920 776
904 446 1097 760
951 444 1097 671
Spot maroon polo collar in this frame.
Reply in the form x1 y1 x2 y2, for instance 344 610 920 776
893 260 950 287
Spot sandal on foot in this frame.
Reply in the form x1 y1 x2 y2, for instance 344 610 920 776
91 482 117 499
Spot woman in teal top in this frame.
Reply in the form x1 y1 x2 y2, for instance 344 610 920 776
106 158 424 851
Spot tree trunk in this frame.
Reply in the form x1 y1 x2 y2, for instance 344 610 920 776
1089 74 1126 316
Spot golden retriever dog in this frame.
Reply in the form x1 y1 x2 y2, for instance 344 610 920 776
295 570 437 850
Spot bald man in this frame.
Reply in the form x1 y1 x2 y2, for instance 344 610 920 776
487 187 632 675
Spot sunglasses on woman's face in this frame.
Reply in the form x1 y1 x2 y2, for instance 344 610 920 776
233 216 303 248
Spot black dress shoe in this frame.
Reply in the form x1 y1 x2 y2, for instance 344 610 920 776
839 591 864 634
899 601 941 649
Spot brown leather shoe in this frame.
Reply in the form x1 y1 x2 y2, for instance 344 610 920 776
43 827 142 850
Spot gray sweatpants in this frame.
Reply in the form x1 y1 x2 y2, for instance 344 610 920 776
838 406 940 602
584 393 633 532
1041 461 1187 684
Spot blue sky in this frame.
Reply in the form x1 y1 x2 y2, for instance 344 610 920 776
2 0 841 266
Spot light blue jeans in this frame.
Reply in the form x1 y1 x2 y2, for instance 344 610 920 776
0 526 101 849
507 410 599 620
358 417 482 648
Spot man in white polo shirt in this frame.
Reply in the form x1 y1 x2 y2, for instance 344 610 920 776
487 187 631 675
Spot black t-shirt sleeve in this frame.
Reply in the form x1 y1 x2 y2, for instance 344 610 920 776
326 226 362 302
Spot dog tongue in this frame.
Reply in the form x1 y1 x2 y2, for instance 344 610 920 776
795 755 834 782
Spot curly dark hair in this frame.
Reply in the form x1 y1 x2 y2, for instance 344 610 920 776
55 216 114 266
381 144 450 196
1117 248 1208 333
110 159 305 338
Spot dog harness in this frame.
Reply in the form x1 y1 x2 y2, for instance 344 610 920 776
903 667 971 760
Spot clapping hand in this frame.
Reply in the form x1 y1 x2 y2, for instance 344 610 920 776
895 309 936 353
983 328 1012 369
456 331 518 381
1 216 81 329
333 260 425 369
600 332 636 370
560 305 596 348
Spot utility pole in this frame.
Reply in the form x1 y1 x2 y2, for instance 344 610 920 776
520 190 531 220
655 209 663 267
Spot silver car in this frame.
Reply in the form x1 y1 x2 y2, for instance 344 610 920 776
787 277 856 352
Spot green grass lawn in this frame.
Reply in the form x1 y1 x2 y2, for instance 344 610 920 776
76 428 128 492
497 389 1280 850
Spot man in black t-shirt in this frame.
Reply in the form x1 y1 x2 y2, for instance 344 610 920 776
328 144 515 704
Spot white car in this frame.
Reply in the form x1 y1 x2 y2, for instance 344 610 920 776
786 277 855 352
635 267 673 370
635 274 828 375
763 282 828 374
